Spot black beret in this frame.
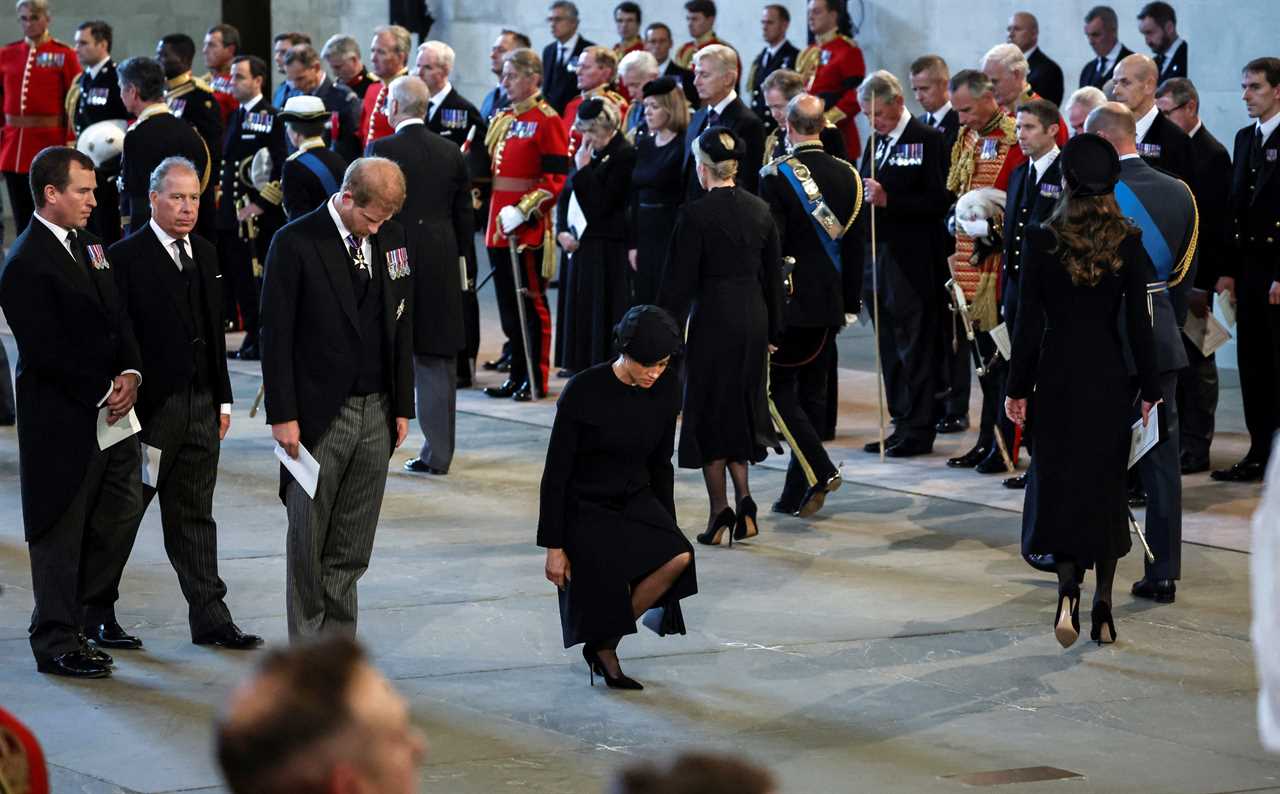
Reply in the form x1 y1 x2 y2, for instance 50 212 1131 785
695 125 745 163
1060 133 1120 197
614 305 682 365
576 96 607 122
642 76 679 98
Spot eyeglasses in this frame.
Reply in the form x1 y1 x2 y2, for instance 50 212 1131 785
1159 101 1189 116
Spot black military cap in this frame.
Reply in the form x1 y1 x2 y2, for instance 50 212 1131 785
1060 133 1120 197
642 76 678 98
695 125 745 162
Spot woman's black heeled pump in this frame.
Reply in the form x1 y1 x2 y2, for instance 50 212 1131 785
697 507 736 546
734 497 759 540
1054 588 1081 648
1090 602 1117 645
583 645 643 690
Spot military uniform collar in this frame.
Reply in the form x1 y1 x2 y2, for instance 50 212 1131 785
511 93 541 114
792 139 824 151
977 110 1004 136
85 57 111 80
136 102 171 123
616 36 641 51
815 29 839 46
240 94 264 112
24 31 51 47
287 137 327 160
695 30 717 46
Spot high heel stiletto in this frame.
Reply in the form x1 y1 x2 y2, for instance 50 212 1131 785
734 497 759 540
1090 603 1116 645
697 507 736 546
1054 588 1081 648
583 645 643 690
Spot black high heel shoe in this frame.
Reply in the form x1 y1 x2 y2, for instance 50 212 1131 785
697 507 736 546
1054 587 1081 649
1090 602 1116 645
734 497 759 540
583 645 643 690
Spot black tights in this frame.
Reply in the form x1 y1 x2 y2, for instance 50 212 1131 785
702 458 750 529
1056 556 1118 607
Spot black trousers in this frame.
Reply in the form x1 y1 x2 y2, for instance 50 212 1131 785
4 170 33 238
936 293 972 419
0 338 13 423
142 386 233 637
771 329 838 504
218 230 261 348
1236 251 1280 463
457 287 480 383
986 279 1020 455
1138 371 1182 580
29 436 144 661
864 244 938 445
1176 334 1218 465
488 245 551 394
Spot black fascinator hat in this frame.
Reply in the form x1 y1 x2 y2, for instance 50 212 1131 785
613 305 682 365
1059 133 1121 197
694 125 745 163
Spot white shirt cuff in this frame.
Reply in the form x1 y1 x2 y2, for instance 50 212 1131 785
220 403 231 415
97 370 142 406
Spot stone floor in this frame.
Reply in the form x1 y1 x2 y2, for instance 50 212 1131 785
0 274 1274 793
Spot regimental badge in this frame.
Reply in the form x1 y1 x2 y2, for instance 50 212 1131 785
1268 149 1278 162
212 75 233 93
245 111 274 134
441 108 467 130
385 246 410 280
889 143 923 167
35 51 66 68
1039 183 1062 198
86 243 109 270
85 88 109 106
396 298 405 320
1138 142 1162 158
980 138 999 160
510 121 538 138
169 98 187 117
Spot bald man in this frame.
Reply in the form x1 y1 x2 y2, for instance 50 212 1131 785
1007 11 1063 106
1112 53 1194 184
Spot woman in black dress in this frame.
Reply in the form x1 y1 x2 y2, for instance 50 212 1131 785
538 305 696 690
627 77 689 305
1005 134 1160 649
659 127 784 547
556 97 637 375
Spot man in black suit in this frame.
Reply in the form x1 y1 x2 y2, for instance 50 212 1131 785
760 94 862 516
1112 54 1194 184
157 34 224 242
685 44 764 197
1007 11 1063 106
0 147 144 677
280 96 349 221
71 20 128 245
117 57 209 236
542 1 592 115
218 55 288 361
371 76 472 477
109 156 262 650
1079 5 1134 89
260 157 415 639
857 71 951 456
1157 77 1229 474
645 22 699 108
1000 98 1062 488
1138 2 1187 81
747 4 799 133
1088 102 1199 603
1213 57 1280 485
282 44 363 162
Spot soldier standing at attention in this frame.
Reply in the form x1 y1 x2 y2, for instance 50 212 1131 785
797 0 865 160
68 19 127 244
157 33 223 241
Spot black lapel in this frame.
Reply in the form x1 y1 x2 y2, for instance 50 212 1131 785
1254 126 1280 200
373 232 399 346
313 211 360 333
146 227 197 335
33 219 98 298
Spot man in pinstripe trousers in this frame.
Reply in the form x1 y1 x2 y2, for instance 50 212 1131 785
111 156 262 650
260 157 415 640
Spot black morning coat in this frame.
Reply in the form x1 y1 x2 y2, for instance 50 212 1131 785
0 221 142 539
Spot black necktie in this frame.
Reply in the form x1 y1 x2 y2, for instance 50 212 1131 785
66 229 87 268
1096 56 1107 78
705 109 720 130
1153 52 1167 73
174 239 196 274
1251 127 1266 168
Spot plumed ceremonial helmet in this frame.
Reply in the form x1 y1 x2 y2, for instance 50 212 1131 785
75 120 128 168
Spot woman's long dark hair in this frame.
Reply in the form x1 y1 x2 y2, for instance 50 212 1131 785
1045 187 1139 287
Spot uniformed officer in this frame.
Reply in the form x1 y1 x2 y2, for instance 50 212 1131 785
747 4 798 134
483 47 569 402
158 33 224 242
1 0 79 236
675 0 739 75
561 46 629 159
760 68 845 166
612 2 644 60
68 19 127 244
759 93 862 517
218 54 287 361
200 24 240 126
321 34 380 101
359 25 411 153
797 0 866 160
278 95 348 221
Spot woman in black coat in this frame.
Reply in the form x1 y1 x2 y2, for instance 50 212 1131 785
627 77 688 305
1005 134 1160 649
539 306 696 690
556 96 636 375
659 127 783 547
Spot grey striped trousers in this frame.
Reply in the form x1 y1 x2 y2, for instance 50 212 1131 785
285 393 391 640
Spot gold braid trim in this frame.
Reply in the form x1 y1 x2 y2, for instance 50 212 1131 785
797 46 820 81
484 111 514 157
842 159 864 233
762 128 779 170
516 189 552 218
1169 177 1199 287
946 112 1016 195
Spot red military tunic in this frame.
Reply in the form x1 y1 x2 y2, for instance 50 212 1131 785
200 69 239 126
798 31 866 160
0 34 78 173
359 68 407 152
562 85 629 159
1011 87 1069 148
613 37 644 60
484 93 569 257
674 30 741 75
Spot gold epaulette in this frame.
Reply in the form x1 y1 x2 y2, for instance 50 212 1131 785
537 100 559 119
167 81 195 99
64 73 82 129
762 128 780 171
368 72 382 83
840 34 859 48
191 75 213 93
824 106 847 124
601 88 627 107
796 46 820 80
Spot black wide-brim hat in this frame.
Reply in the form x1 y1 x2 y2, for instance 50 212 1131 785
1060 133 1120 197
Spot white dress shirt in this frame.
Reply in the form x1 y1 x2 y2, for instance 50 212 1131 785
923 101 952 128
1031 146 1060 184
328 195 372 266
1258 110 1280 143
1135 104 1159 143
428 83 452 120
395 117 425 133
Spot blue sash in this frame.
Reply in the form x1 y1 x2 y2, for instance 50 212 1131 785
1115 181 1173 280
297 151 340 197
778 161 842 272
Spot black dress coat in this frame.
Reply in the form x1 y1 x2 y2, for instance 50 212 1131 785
1155 41 1188 81
370 123 473 356
557 133 635 371
1138 110 1195 185
1007 227 1161 565
0 221 142 539
1188 124 1231 290
684 96 766 197
538 362 695 647
1002 156 1063 288
747 41 800 131
119 111 209 235
1026 48 1065 107
541 36 593 115
1079 44 1134 89
108 226 232 425
629 132 686 305
659 186 783 467
309 76 364 163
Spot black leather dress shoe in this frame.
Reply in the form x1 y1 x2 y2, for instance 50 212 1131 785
1127 487 1147 508
482 354 510 372
512 382 535 402
1210 460 1265 483
885 438 933 457
484 379 520 398
87 620 142 650
1003 473 1027 489
78 634 113 666
772 496 802 515
1180 458 1210 475
863 435 900 454
796 472 842 517
947 444 990 468
1131 577 1176 604
37 650 111 678
974 448 1010 474
935 414 970 434
456 379 472 389
403 457 446 475
556 368 576 378
194 623 264 650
